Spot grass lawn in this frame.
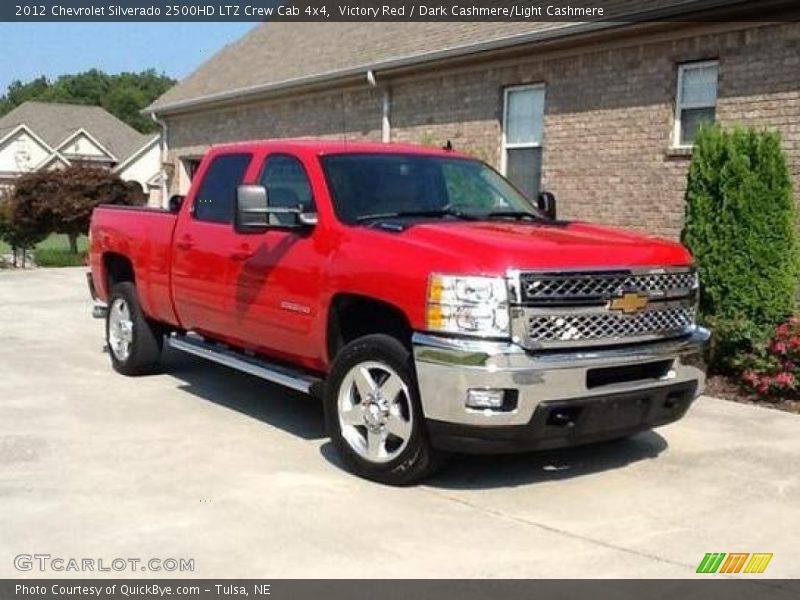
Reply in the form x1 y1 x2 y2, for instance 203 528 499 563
1 234 88 267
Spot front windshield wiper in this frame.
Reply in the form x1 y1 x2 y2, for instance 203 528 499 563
484 210 545 221
355 209 478 223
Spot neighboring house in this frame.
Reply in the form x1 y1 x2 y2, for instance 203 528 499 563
148 3 799 239
0 101 162 205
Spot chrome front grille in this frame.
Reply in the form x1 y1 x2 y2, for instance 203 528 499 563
519 269 697 304
511 268 698 349
525 305 696 346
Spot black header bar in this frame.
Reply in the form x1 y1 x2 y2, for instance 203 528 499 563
3 0 799 22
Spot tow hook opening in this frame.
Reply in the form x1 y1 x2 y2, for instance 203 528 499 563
546 407 582 428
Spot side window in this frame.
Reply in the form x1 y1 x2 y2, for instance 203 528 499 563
193 153 252 223
259 154 315 215
503 84 545 200
674 60 718 147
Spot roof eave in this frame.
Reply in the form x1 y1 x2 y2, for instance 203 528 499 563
147 21 613 116
113 134 160 174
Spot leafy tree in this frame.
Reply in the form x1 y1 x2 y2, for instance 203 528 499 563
0 177 53 266
681 124 799 369
4 167 146 258
48 167 146 253
0 76 49 113
0 69 175 133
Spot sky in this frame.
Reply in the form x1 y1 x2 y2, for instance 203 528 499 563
0 22 258 92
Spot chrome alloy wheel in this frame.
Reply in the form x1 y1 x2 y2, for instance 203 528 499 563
108 297 134 362
337 361 414 463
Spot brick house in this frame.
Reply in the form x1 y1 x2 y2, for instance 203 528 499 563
148 12 799 239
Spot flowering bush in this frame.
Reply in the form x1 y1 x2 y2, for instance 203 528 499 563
738 316 800 398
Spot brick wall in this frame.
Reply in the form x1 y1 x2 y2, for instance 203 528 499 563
165 22 800 239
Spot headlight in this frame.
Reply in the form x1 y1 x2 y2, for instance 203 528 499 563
426 274 510 337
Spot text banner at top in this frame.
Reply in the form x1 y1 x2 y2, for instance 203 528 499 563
3 0 800 22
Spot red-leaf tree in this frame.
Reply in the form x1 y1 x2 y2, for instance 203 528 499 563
1 172 55 265
50 166 146 253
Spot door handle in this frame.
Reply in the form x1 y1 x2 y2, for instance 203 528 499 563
176 236 195 250
230 244 254 261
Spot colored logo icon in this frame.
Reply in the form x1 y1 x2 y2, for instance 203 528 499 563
696 553 773 574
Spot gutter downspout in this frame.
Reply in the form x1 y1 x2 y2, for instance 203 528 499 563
151 112 169 209
381 87 391 144
367 70 391 144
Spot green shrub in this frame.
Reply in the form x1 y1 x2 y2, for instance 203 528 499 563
34 248 87 268
681 124 799 370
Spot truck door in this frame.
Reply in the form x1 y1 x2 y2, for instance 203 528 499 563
171 152 254 339
227 152 325 368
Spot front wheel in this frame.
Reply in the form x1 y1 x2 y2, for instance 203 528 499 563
324 334 443 485
106 282 163 376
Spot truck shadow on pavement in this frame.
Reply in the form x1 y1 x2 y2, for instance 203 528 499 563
319 432 668 489
160 348 668 488
421 432 668 489
160 348 327 441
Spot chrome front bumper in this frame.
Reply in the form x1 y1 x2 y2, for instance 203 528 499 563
413 328 710 433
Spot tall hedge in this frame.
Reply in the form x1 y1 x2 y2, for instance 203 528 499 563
681 124 799 367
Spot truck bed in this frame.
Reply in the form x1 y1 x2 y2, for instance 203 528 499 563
89 204 180 328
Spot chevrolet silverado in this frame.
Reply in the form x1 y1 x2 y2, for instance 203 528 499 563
88 140 709 484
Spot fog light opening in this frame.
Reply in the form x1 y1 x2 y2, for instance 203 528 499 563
465 389 517 412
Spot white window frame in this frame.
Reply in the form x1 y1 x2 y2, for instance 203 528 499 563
501 83 546 176
673 60 719 148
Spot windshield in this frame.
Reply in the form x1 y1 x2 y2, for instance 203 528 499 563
321 153 544 224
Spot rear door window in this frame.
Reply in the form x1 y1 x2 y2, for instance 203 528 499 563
193 153 252 223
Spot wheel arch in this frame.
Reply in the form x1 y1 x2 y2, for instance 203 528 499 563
326 293 413 365
103 252 135 292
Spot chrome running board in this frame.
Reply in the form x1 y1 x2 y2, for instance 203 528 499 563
168 333 320 394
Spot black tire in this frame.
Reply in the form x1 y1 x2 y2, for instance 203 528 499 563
324 334 444 485
106 282 163 376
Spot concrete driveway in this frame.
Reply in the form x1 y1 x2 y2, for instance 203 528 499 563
1 267 798 578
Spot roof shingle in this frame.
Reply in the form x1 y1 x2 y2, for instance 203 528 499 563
0 101 154 162
148 22 577 112
148 1 722 114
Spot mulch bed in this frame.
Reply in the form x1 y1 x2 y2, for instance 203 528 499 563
705 375 800 415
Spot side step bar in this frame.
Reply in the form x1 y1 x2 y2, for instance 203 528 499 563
167 333 321 394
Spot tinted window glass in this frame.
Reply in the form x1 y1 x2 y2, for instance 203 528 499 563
259 154 315 226
259 154 315 210
194 153 251 223
321 154 540 224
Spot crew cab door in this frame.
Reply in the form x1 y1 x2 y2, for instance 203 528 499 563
227 152 326 368
171 152 255 338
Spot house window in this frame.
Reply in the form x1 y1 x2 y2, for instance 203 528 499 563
675 61 718 147
502 84 545 199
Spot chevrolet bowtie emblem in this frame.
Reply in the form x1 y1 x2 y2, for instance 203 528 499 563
609 292 649 314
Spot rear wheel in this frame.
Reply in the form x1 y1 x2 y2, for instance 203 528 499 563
324 334 443 485
106 282 163 376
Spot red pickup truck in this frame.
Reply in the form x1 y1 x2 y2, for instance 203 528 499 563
88 140 709 484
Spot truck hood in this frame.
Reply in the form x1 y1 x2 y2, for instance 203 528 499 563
380 220 692 271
